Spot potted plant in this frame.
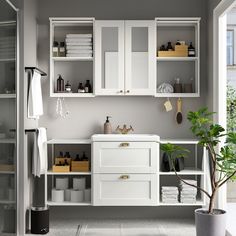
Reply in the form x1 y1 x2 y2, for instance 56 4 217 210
161 107 236 236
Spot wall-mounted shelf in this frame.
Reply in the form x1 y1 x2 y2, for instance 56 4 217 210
156 57 198 61
0 171 15 175
47 201 91 206
159 168 204 175
0 94 16 98
50 93 95 98
47 139 91 144
159 199 204 206
0 58 15 62
155 18 200 98
47 171 91 175
52 57 93 62
0 139 16 144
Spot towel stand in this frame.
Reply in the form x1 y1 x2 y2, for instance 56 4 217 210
25 67 47 77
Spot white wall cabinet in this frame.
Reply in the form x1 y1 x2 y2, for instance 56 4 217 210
94 20 156 96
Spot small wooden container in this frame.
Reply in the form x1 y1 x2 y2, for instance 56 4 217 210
175 45 188 51
55 157 71 165
158 48 188 57
71 161 90 172
0 164 14 171
52 165 70 172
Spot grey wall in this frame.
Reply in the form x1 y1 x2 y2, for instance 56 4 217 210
37 0 208 140
29 0 209 220
207 0 221 111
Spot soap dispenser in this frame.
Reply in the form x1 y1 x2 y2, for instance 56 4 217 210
104 116 112 134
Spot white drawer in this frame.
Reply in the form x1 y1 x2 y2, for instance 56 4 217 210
93 174 158 206
92 142 158 173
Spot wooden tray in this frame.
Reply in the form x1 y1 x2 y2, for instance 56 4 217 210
158 50 188 57
0 164 14 171
52 165 70 172
71 161 90 172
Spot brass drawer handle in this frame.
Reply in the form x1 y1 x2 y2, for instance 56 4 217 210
119 175 130 180
120 142 130 147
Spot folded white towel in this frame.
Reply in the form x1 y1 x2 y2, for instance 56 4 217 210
180 180 197 185
66 45 92 50
181 189 197 194
66 43 92 47
162 195 178 200
162 199 179 203
66 34 92 38
27 70 43 119
67 49 93 54
66 53 93 57
161 191 179 195
32 128 47 177
65 38 92 43
162 186 178 190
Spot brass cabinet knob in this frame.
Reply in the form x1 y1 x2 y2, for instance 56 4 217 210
119 175 130 180
120 142 130 147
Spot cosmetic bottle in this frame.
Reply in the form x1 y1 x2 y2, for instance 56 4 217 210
104 116 112 134
56 74 64 92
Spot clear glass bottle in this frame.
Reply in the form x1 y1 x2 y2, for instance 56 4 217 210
65 81 72 93
78 83 85 93
59 42 66 57
52 41 59 57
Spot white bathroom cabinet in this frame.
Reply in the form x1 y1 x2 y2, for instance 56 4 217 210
92 134 159 206
94 20 156 96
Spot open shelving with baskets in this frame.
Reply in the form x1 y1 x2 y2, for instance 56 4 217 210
46 139 92 206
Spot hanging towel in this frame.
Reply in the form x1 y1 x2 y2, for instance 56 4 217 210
32 128 47 177
28 70 43 119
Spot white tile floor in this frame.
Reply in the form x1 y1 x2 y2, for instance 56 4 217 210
29 219 196 236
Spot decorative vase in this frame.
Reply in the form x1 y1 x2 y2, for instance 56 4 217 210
195 208 226 236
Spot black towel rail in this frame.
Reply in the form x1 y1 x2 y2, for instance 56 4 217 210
25 67 47 76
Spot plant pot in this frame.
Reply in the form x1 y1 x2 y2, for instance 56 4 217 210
195 208 226 236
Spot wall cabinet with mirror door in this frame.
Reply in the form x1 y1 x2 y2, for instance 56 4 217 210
94 20 156 96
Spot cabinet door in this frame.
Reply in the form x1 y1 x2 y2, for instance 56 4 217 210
92 141 158 173
93 174 157 206
94 21 125 95
125 21 156 95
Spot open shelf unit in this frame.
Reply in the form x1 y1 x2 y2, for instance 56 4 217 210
155 18 200 97
49 18 95 98
159 138 206 206
46 138 92 206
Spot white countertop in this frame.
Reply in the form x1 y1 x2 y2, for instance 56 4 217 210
91 134 160 142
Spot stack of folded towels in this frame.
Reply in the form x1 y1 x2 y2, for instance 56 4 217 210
161 186 179 203
65 34 93 57
179 179 197 203
0 36 15 60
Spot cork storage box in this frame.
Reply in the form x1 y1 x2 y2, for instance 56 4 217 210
71 161 90 172
52 165 70 172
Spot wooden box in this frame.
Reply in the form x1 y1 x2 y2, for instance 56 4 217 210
175 45 188 51
0 164 14 171
52 165 70 172
55 157 71 165
158 50 188 57
71 161 90 172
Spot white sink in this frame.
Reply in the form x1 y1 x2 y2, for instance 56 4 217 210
91 134 160 142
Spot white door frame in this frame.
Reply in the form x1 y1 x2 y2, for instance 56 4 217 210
213 0 236 210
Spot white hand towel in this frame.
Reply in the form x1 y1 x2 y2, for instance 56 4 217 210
65 38 92 43
27 70 43 119
32 128 47 177
67 49 93 54
66 53 93 57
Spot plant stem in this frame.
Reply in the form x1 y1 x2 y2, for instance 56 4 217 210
208 187 218 214
219 170 236 188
